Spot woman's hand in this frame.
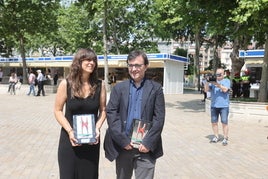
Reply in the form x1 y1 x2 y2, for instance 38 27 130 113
91 128 100 145
68 130 80 147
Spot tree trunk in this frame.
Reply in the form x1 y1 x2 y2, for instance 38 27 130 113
112 32 120 54
19 36 28 84
230 38 244 77
194 30 201 91
103 0 109 91
258 34 268 102
212 46 218 73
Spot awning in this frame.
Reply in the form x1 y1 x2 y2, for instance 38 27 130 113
245 58 263 67
200 70 213 74
245 58 263 65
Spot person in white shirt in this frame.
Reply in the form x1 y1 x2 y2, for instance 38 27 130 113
36 69 45 96
8 72 18 95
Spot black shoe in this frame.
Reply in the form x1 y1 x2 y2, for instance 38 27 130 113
36 95 40 96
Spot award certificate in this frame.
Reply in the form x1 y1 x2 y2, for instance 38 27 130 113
73 114 96 144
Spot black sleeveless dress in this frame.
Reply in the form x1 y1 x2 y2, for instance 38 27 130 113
58 80 101 179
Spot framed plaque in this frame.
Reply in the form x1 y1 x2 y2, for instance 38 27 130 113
73 114 96 144
131 119 151 148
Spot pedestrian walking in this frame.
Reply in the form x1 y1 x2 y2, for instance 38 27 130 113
36 70 45 96
27 70 36 96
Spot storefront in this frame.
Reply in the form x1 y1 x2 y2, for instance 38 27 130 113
239 49 265 97
0 53 188 94
239 49 265 83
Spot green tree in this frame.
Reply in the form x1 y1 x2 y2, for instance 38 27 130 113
99 0 158 54
151 0 259 91
74 0 160 89
231 0 268 102
57 3 103 54
152 0 212 90
75 0 159 54
0 0 60 82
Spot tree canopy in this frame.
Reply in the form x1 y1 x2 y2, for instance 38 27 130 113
1 0 268 100
0 0 60 82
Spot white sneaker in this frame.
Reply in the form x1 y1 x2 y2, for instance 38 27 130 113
222 138 228 146
210 136 219 143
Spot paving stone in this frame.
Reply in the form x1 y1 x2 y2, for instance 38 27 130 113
0 85 267 178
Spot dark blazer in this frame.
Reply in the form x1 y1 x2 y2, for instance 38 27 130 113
104 79 165 161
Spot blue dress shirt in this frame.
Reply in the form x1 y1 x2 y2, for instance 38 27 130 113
125 79 145 136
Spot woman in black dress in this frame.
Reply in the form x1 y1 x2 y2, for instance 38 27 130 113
54 48 106 179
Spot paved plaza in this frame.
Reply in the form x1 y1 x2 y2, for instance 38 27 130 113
0 84 267 179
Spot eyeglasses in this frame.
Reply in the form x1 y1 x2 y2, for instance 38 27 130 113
127 64 144 68
216 73 222 77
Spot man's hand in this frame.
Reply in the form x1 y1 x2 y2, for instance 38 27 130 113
138 144 149 153
211 82 228 93
124 144 133 150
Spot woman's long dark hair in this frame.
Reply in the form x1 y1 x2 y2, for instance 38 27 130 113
67 48 98 98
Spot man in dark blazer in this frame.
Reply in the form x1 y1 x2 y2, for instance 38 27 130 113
104 50 165 179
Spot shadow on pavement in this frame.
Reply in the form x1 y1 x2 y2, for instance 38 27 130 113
165 88 205 112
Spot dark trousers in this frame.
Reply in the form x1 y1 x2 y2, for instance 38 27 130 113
232 84 241 98
242 84 250 98
116 149 155 179
8 82 16 94
37 81 45 96
203 91 207 101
